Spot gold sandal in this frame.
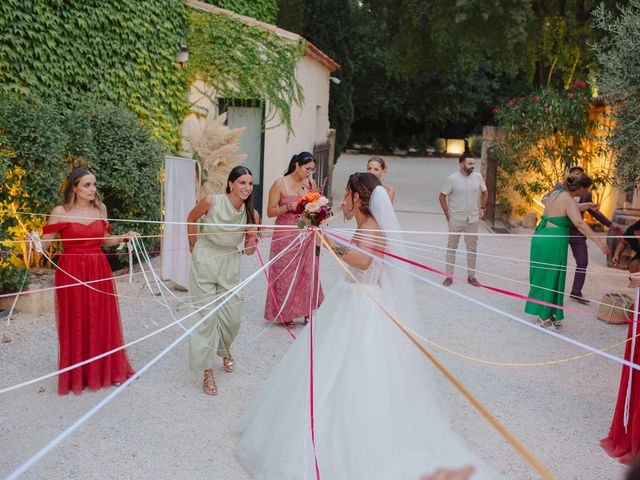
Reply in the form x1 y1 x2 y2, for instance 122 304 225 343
223 353 235 373
203 369 217 396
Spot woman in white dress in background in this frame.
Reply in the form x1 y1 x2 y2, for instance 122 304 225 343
234 172 502 479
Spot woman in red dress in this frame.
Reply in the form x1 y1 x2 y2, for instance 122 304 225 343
601 272 640 463
41 167 135 395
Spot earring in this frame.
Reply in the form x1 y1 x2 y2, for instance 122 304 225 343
230 186 233 192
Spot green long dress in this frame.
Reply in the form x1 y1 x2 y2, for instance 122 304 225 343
524 214 573 321
188 194 247 370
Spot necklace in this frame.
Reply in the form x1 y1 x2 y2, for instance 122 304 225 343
285 176 308 196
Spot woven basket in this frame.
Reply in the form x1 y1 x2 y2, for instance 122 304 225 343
596 293 634 325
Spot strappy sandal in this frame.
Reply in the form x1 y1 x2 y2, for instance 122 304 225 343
223 353 235 373
551 317 563 329
203 369 217 396
535 318 557 331
282 320 295 329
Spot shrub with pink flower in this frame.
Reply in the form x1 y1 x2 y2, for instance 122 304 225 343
490 80 609 211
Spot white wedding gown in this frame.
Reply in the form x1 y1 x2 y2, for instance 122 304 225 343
234 187 503 479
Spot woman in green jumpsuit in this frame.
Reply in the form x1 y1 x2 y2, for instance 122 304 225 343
186 166 260 396
525 173 608 330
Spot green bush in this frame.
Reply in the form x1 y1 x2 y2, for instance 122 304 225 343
65 102 164 246
491 82 609 205
0 95 163 292
0 95 70 292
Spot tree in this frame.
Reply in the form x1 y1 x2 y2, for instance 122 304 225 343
593 0 640 193
379 0 624 89
276 0 305 31
276 0 355 158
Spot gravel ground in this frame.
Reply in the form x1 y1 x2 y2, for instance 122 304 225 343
0 154 630 479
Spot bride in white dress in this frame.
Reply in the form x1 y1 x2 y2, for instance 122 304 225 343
234 173 502 479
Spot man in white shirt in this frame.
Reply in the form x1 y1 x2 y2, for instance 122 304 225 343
438 154 488 287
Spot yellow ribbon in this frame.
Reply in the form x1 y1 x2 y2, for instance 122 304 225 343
318 232 555 480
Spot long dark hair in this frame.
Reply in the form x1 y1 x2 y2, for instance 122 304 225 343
226 165 258 225
346 172 381 215
284 151 315 176
63 167 102 210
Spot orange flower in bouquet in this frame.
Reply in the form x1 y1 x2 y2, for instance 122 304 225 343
295 191 332 228
295 191 332 255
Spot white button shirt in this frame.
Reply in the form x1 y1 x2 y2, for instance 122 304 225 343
441 170 487 223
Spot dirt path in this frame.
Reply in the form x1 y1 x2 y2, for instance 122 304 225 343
0 154 629 479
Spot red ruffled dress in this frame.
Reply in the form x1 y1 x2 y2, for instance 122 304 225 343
43 220 135 395
601 318 640 463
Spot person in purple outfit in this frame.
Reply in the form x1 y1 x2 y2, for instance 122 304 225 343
543 165 622 304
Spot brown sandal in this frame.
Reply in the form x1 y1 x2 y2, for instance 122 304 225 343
203 369 217 396
223 353 235 373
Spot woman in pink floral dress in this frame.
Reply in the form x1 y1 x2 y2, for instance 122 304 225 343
263 152 324 327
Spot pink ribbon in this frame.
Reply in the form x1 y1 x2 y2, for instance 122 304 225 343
252 237 296 340
307 232 321 479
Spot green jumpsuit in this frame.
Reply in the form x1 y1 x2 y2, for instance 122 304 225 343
188 194 247 370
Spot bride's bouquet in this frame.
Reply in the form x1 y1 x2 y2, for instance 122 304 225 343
295 191 332 255
295 191 332 228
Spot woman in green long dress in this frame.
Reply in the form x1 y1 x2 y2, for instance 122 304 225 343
525 173 608 330
186 166 260 396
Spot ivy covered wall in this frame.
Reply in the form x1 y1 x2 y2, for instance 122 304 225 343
0 0 190 150
202 0 278 23
186 8 305 133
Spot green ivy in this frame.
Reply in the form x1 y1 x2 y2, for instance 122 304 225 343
0 0 190 151
202 0 278 24
187 9 305 132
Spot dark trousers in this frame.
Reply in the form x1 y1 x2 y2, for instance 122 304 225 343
569 237 588 296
